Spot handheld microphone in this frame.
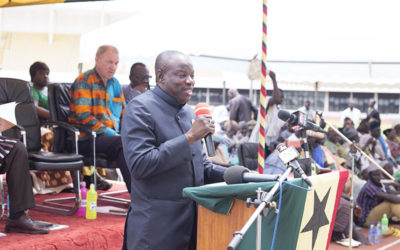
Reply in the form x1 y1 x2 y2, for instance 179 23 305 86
194 103 216 157
277 110 325 133
223 165 280 184
276 143 312 187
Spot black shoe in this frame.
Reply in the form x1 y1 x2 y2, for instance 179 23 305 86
5 214 49 234
83 173 112 191
96 173 113 191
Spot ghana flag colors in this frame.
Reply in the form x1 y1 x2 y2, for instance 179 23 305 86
183 170 348 250
0 0 109 8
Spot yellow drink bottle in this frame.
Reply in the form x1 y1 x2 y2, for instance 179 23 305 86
86 183 97 219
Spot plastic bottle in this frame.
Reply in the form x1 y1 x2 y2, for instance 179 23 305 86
375 221 382 244
381 213 389 234
77 182 88 216
86 183 97 220
368 222 376 245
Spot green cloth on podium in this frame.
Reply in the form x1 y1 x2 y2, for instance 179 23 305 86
183 178 306 215
183 178 308 250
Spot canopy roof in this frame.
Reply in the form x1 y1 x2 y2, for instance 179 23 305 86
0 0 109 8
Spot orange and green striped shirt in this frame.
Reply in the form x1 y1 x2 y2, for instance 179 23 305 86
68 68 125 140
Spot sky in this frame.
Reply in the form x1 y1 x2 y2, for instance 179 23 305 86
80 0 400 63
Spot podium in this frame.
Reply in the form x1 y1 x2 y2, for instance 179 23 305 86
197 199 255 250
183 171 348 250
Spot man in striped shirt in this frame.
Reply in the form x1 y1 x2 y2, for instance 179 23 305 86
68 45 131 193
357 164 400 227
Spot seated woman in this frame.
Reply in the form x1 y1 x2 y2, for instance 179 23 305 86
29 61 73 194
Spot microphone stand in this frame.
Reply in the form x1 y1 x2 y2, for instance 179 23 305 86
349 152 355 250
300 128 311 159
227 167 293 250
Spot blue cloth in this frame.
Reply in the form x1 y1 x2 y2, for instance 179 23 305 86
312 145 325 168
105 78 123 135
264 151 286 175
379 135 396 168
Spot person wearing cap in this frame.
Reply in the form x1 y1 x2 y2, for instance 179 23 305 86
356 164 400 227
340 100 361 127
122 62 151 103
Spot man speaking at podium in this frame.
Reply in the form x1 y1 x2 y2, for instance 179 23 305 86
121 50 226 250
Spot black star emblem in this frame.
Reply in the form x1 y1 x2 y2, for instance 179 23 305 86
301 187 331 250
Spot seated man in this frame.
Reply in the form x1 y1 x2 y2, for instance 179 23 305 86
357 164 400 227
1 137 49 234
360 120 396 168
122 62 151 103
68 45 131 192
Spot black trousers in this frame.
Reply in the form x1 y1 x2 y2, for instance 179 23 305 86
0 141 35 215
78 136 131 193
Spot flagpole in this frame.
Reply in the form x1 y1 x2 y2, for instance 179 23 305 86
257 0 268 174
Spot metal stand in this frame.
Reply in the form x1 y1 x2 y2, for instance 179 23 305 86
300 129 311 159
227 167 292 250
349 152 355 250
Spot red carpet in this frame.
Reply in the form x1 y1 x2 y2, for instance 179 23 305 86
0 183 129 250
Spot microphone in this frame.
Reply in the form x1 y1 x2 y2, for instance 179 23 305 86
224 165 280 184
306 130 326 140
277 110 325 133
276 143 312 187
194 103 216 157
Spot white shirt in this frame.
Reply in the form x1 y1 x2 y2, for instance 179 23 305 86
298 106 316 121
340 107 361 127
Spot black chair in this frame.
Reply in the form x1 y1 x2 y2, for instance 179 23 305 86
237 142 259 171
0 78 84 216
48 82 129 207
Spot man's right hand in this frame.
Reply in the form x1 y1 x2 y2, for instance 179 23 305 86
268 70 276 80
185 115 215 145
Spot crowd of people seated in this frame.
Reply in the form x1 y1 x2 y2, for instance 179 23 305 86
209 73 400 246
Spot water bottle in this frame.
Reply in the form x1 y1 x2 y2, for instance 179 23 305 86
368 222 376 245
381 213 389 234
86 183 97 220
77 182 88 216
375 221 382 244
